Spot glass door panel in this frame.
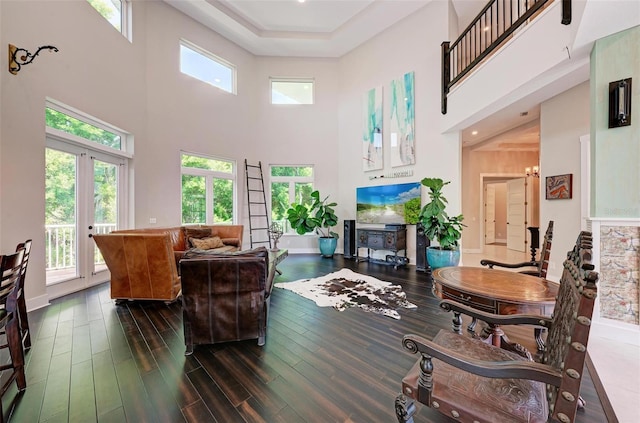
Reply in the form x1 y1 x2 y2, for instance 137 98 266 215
45 139 126 295
92 158 119 276
45 148 79 284
182 174 206 224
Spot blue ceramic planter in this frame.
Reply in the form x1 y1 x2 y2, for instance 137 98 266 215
426 247 460 269
318 237 338 258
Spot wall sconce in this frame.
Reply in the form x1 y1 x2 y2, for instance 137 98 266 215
8 43 59 75
608 78 632 128
525 165 540 178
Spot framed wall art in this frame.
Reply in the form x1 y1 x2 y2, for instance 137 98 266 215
362 86 383 171
389 71 415 167
545 174 572 200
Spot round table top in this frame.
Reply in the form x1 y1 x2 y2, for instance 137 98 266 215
431 266 557 304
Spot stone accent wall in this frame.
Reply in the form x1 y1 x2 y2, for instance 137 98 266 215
600 226 640 325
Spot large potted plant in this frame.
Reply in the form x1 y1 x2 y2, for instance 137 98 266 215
286 190 339 257
418 177 465 269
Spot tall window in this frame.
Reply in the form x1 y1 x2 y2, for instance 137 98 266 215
271 78 314 104
45 100 130 291
181 153 236 224
180 40 236 94
271 165 314 233
87 0 131 40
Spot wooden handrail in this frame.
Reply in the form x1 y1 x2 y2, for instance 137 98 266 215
441 0 572 114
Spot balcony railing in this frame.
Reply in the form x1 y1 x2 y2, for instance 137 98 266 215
45 223 115 271
441 0 571 114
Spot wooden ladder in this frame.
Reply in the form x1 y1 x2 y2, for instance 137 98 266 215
244 160 272 249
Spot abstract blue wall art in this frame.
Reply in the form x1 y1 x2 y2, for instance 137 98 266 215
362 86 383 171
390 71 415 167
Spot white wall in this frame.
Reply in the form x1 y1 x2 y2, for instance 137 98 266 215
337 1 462 262
0 1 340 308
461 149 539 251
1 0 148 307
251 57 340 253
539 81 590 280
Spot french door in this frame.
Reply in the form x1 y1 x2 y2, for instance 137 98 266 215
45 138 127 297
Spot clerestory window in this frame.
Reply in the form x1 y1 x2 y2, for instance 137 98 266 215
180 40 236 95
86 0 131 41
271 78 314 104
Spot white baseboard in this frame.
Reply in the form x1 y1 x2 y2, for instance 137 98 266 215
592 318 640 347
286 248 320 254
26 293 50 312
462 248 482 254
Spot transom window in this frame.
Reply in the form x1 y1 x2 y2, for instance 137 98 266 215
181 153 236 225
270 165 314 233
46 107 123 151
87 0 131 40
271 78 314 104
180 40 236 94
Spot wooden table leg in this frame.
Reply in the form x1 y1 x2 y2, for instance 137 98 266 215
479 323 533 360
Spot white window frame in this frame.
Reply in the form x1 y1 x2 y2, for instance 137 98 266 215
270 77 315 105
180 39 237 95
45 98 133 157
181 152 238 225
87 0 132 42
270 165 314 234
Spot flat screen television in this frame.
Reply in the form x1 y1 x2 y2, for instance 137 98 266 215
356 182 421 224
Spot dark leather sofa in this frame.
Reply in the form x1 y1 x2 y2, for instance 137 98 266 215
180 247 274 355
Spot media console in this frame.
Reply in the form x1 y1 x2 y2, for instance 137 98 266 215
356 225 407 269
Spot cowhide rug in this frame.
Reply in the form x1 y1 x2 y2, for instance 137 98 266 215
274 268 417 319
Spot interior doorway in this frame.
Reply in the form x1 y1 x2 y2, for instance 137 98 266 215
480 174 539 254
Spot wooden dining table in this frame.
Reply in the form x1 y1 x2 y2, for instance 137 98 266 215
431 266 558 357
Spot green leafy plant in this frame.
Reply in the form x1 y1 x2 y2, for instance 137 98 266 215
418 177 465 250
286 190 339 238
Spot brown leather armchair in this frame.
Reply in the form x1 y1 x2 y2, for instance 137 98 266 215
180 247 274 355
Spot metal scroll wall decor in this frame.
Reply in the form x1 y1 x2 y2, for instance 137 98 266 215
8 43 59 75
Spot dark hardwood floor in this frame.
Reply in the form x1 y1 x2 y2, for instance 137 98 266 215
3 255 612 422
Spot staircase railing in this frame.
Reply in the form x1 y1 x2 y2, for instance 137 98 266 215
441 0 571 114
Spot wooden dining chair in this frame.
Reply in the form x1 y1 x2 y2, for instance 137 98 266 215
396 231 597 423
14 240 32 350
479 221 553 350
481 221 554 278
0 249 27 422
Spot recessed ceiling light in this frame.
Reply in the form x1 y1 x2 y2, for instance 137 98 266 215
471 130 478 135
298 0 305 3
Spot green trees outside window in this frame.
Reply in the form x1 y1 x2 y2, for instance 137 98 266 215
270 166 314 233
181 154 235 224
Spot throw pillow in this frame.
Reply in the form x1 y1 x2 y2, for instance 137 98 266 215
185 227 212 247
190 236 225 250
